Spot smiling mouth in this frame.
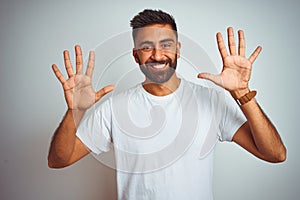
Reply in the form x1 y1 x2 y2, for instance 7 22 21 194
147 63 168 70
153 64 167 69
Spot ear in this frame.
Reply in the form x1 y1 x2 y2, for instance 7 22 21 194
176 42 181 59
132 49 139 63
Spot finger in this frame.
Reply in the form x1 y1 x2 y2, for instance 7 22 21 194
75 45 83 75
197 73 223 87
86 51 95 78
63 50 74 78
227 27 236 55
52 64 66 84
216 32 228 61
238 30 246 57
95 85 115 102
248 46 262 64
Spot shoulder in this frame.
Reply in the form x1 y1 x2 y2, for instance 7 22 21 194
182 79 223 99
97 84 143 110
109 84 141 100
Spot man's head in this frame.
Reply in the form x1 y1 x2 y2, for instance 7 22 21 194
130 9 181 84
130 9 178 40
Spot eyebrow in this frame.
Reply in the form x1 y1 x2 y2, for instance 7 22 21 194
159 38 175 43
138 38 176 47
138 41 153 47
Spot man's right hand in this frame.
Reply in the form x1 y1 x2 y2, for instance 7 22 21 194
48 45 114 168
52 45 114 111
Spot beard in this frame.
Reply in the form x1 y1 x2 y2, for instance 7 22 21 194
138 55 177 84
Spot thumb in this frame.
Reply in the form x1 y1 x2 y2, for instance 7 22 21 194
95 85 115 102
197 73 223 86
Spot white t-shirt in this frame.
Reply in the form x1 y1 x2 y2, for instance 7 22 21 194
76 79 246 200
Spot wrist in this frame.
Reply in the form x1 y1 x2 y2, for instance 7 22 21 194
230 88 250 99
66 109 86 125
234 90 257 106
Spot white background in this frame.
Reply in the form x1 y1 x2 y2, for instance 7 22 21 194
0 0 299 199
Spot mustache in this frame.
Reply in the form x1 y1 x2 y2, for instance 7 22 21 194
145 59 171 66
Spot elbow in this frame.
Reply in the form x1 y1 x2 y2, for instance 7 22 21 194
276 146 287 163
269 146 287 163
48 158 60 169
48 159 59 169
48 160 68 169
48 155 69 169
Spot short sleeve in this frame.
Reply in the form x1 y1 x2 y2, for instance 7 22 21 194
76 99 112 154
218 92 247 142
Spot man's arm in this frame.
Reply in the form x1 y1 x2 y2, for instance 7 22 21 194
233 99 286 163
198 27 286 162
48 45 114 168
48 109 90 168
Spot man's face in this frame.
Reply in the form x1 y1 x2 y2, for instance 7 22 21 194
133 24 181 83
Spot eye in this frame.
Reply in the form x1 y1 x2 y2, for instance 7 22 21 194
161 43 173 49
141 45 154 52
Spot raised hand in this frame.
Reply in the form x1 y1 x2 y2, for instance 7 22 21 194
198 27 262 98
52 45 114 110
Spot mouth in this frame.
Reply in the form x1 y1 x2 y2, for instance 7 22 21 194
147 63 168 71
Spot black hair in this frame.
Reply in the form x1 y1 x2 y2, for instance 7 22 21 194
130 9 178 39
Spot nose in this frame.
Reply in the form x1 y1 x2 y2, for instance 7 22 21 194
151 48 164 61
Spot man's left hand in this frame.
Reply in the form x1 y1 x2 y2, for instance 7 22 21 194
198 27 262 99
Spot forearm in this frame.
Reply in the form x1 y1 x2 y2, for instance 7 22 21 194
239 98 286 162
48 109 85 167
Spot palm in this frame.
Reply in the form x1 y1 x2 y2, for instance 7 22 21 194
52 45 114 110
220 55 252 91
63 74 96 110
198 27 262 98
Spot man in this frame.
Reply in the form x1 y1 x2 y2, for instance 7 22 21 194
48 9 286 200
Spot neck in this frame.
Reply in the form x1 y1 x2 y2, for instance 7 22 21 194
142 73 181 96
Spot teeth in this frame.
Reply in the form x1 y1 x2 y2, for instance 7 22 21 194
153 64 166 69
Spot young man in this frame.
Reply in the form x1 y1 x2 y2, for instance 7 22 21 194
48 9 286 200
